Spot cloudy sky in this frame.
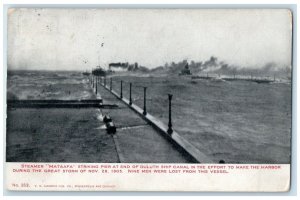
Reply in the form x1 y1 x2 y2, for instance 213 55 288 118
8 9 292 70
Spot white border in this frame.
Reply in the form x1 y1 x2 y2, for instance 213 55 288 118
1 0 298 199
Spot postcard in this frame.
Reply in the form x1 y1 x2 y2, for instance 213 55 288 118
5 8 292 191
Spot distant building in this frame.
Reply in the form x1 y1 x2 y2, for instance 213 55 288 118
179 64 192 75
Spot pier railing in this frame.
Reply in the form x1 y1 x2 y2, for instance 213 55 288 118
93 76 170 127
89 75 213 163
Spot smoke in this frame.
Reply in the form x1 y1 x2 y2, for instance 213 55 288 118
150 56 291 78
203 56 218 68
212 61 291 78
108 62 150 73
109 63 128 69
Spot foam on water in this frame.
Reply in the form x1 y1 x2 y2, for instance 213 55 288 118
7 71 92 100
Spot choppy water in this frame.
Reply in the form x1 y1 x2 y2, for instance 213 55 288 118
7 71 94 100
6 71 292 163
112 75 292 164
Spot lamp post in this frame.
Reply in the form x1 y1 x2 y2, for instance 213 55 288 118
167 94 173 134
110 77 112 91
120 80 123 99
143 87 147 115
129 83 132 105
95 76 98 94
92 75 94 88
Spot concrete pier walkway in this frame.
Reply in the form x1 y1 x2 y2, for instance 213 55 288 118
6 75 194 163
6 78 119 163
97 83 190 163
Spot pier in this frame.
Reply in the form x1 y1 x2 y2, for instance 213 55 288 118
96 76 212 163
6 73 212 163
